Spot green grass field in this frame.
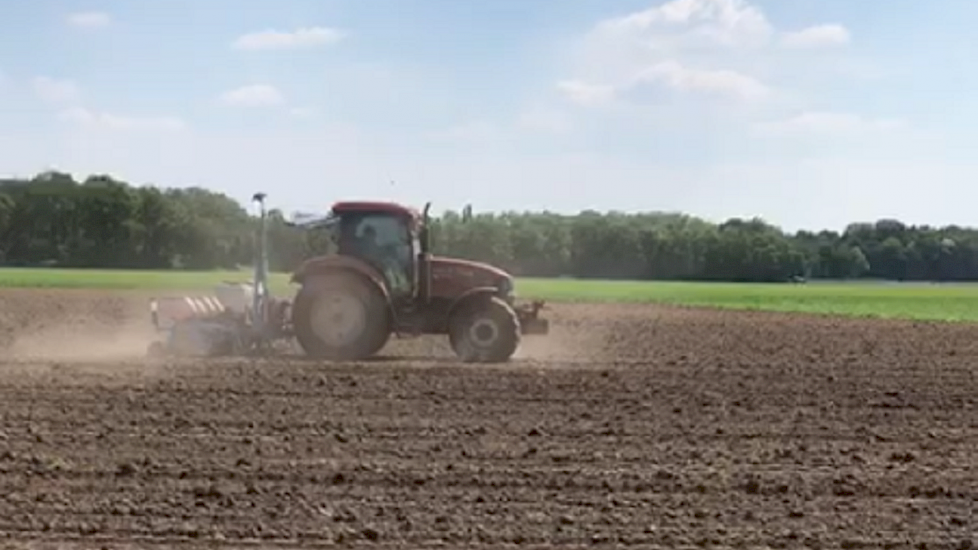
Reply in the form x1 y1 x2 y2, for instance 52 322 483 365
1 267 977 322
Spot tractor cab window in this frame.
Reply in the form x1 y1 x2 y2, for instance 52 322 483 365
340 213 413 296
350 215 409 256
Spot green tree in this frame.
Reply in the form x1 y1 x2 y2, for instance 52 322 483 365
6 169 978 282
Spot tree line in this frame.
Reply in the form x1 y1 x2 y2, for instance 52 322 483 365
0 171 975 282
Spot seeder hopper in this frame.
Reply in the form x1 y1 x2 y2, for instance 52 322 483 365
148 193 549 362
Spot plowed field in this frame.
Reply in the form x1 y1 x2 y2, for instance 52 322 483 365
0 288 975 549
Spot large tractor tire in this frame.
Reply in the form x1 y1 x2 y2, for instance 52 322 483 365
448 295 521 363
291 271 391 361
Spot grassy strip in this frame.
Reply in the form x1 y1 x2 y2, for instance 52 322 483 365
0 268 286 291
518 278 978 322
2 268 978 322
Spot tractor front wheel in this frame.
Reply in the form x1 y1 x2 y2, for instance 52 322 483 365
449 296 520 363
291 272 390 361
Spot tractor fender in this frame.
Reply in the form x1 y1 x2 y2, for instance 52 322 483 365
292 255 390 299
291 255 396 332
447 286 503 323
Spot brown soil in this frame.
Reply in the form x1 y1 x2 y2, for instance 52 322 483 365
0 289 975 548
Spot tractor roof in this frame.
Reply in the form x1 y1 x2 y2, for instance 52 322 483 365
331 200 420 219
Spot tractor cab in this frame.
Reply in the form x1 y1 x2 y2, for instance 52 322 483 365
298 201 430 305
333 201 427 302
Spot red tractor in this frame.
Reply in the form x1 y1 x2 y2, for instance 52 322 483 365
288 200 549 362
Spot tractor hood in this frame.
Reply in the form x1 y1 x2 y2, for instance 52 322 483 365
429 256 511 288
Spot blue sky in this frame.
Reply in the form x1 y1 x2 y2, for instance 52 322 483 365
0 0 975 232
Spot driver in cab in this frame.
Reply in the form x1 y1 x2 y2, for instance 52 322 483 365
358 225 384 260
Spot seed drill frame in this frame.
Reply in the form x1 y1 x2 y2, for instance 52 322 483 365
148 193 293 357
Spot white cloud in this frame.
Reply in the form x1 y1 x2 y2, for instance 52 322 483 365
32 77 80 104
556 80 616 106
631 60 769 100
754 111 906 136
781 24 850 49
66 12 111 29
565 0 778 109
59 107 186 132
232 27 345 51
562 0 863 112
218 84 285 107
595 0 774 51
558 62 767 107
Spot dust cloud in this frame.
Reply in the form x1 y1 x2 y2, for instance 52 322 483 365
5 319 152 362
0 289 155 364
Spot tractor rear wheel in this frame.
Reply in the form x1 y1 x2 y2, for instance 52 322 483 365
291 271 390 361
448 296 520 363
